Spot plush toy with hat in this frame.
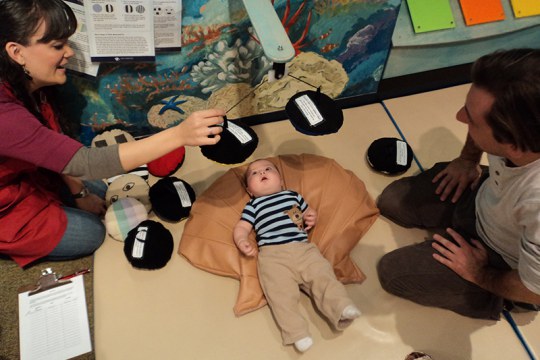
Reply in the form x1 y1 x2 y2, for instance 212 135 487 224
366 137 413 175
106 173 152 213
91 128 149 183
104 197 149 241
124 220 174 270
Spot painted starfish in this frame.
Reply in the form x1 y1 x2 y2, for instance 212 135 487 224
159 95 187 115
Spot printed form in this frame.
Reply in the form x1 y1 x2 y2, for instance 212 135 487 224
18 276 91 360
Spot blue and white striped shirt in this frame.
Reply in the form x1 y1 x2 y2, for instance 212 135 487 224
241 190 308 247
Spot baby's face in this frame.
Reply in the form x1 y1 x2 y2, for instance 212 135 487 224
246 160 283 197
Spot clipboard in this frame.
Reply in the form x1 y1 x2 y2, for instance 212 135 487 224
18 268 92 360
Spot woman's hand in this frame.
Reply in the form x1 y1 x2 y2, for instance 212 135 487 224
75 194 107 217
175 109 226 147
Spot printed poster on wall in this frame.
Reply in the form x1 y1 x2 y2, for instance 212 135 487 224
63 0 100 76
84 0 155 62
61 0 402 146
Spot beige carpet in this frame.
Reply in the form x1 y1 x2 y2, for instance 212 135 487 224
4 85 538 360
93 91 536 360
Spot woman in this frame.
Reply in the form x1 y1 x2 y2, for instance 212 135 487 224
0 0 224 267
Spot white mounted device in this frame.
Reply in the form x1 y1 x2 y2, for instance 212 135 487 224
242 0 296 81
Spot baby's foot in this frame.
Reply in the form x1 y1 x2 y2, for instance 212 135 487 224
342 305 361 320
337 305 361 329
294 336 313 352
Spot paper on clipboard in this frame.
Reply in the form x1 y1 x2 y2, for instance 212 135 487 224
18 273 91 360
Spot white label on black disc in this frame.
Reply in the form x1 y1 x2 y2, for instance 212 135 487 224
294 95 324 126
227 122 252 144
396 140 408 166
173 181 192 207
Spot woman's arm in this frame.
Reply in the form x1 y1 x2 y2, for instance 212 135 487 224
118 109 224 171
61 174 106 216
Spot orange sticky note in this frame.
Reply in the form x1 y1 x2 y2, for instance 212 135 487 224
459 0 505 25
510 0 540 18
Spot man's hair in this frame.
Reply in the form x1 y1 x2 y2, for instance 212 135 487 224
471 48 540 153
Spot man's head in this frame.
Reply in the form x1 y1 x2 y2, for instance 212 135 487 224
245 159 283 198
470 48 540 153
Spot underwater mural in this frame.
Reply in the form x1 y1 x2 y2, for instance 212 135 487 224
62 0 401 145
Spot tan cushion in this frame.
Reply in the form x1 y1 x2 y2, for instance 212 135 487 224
178 154 379 316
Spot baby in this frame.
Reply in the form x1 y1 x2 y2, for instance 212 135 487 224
233 159 361 352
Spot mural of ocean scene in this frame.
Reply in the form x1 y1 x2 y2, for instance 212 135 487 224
62 0 401 145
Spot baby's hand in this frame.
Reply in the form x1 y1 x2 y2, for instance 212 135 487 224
303 207 317 231
237 240 257 257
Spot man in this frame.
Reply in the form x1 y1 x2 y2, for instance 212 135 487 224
376 48 540 320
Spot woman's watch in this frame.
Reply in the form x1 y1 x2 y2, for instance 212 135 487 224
72 186 89 199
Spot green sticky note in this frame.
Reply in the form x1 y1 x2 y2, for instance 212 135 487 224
407 0 456 33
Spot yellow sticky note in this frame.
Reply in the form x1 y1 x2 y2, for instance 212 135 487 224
510 0 540 18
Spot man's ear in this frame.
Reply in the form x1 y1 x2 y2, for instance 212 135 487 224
506 143 527 164
5 42 25 65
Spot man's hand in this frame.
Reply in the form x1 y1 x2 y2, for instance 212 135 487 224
432 158 482 203
432 228 488 285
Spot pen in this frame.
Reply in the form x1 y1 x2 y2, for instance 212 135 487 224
59 268 91 281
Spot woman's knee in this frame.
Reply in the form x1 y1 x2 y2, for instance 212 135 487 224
51 210 106 258
86 220 106 250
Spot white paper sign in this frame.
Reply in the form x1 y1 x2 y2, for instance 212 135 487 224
84 0 155 62
153 0 182 50
64 0 100 76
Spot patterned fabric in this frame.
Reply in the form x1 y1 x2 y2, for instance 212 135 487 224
105 197 148 241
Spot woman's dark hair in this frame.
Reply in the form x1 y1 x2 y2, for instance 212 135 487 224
0 0 77 133
471 48 540 153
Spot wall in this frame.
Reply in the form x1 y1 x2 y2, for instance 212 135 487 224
383 0 540 79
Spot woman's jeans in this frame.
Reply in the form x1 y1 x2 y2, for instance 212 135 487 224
45 180 107 261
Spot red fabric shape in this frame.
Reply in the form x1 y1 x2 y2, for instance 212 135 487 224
147 147 186 177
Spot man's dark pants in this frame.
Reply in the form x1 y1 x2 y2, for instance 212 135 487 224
376 162 512 320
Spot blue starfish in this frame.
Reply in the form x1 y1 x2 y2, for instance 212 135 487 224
159 95 187 115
